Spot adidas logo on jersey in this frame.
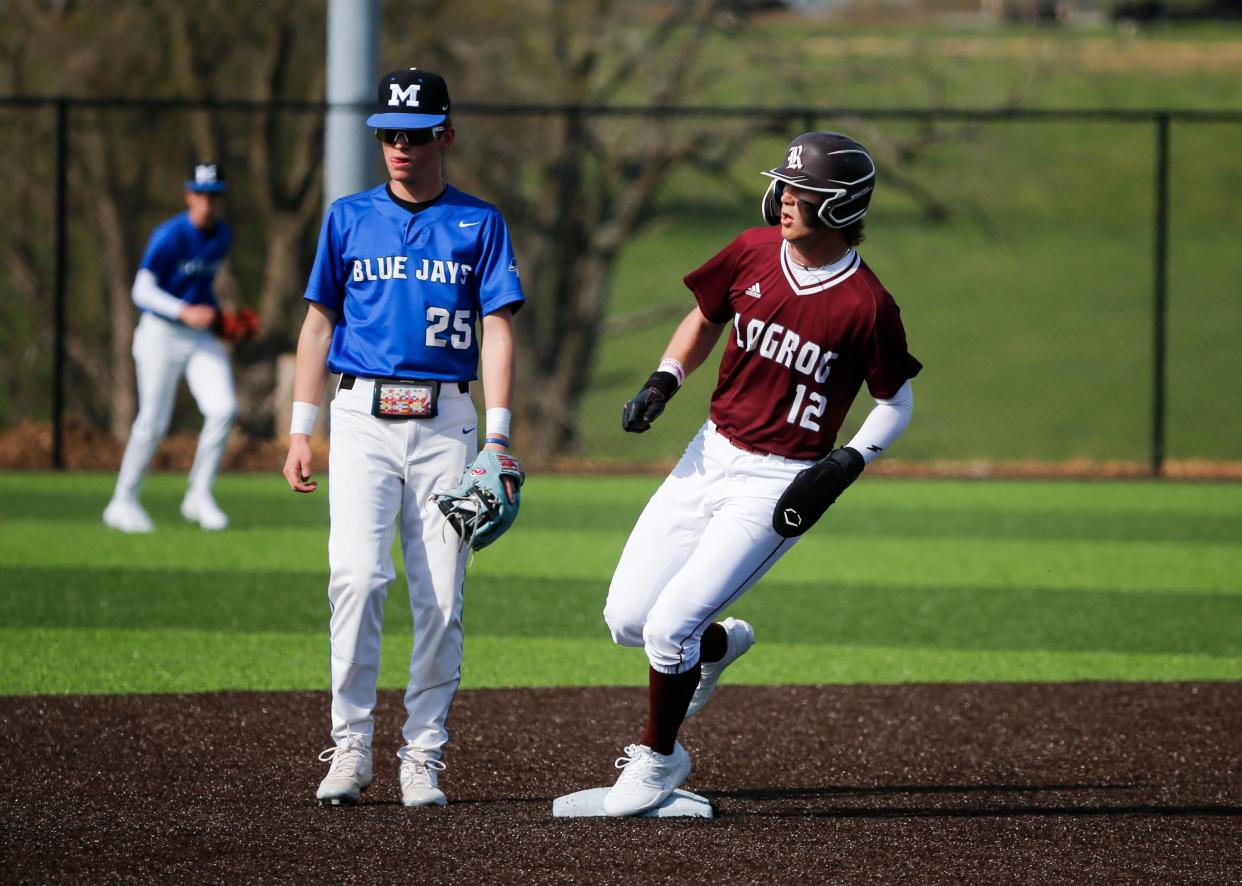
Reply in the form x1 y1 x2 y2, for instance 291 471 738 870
744 282 762 298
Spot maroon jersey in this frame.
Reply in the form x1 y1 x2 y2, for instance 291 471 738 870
684 227 921 460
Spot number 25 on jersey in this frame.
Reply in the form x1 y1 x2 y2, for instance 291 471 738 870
425 307 473 349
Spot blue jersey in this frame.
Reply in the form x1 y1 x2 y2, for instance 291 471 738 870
305 184 525 382
139 212 232 310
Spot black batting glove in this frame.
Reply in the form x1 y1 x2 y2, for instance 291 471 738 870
621 371 680 433
772 446 865 538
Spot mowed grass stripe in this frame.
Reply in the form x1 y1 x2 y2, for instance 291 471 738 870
3 567 1240 659
0 523 334 572
3 526 1239 634
3 629 1238 697
4 526 1239 594
7 472 1242 517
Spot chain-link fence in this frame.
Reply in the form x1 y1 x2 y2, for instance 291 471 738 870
2 99 1239 474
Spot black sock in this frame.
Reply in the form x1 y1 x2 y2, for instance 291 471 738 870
700 622 727 663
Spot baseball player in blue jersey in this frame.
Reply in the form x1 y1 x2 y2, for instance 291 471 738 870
103 163 237 533
282 68 526 808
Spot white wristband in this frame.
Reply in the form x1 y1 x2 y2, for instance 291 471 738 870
658 358 686 387
485 407 512 439
290 401 319 437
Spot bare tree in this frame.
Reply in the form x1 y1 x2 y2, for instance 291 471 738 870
0 0 327 438
0 0 988 459
393 0 789 458
163 0 327 435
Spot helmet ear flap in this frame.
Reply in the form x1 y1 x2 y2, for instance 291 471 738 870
817 200 835 228
761 180 783 226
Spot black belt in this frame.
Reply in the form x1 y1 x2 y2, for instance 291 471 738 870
340 374 468 393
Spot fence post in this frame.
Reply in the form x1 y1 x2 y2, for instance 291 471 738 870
52 99 68 470
1150 113 1170 477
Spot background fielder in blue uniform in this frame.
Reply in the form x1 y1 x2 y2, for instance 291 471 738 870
282 68 525 808
103 162 238 533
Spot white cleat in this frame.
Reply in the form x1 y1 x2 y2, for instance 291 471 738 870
602 742 691 818
316 736 372 806
686 617 755 718
181 493 229 531
102 499 154 534
398 752 448 807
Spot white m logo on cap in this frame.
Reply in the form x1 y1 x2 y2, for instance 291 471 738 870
388 83 421 108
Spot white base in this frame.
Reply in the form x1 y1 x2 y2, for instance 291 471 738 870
552 787 714 819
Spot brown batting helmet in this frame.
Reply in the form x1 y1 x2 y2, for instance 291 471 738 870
761 132 875 229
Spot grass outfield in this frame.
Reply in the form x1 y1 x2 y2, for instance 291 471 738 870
1 470 1240 696
580 25 1242 465
590 116 1242 465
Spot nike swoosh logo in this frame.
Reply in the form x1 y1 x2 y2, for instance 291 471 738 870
458 221 481 228
462 427 476 435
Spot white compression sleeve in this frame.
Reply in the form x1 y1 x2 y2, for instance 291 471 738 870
131 268 189 321
844 379 914 464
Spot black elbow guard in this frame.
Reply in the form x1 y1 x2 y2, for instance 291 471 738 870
772 446 865 538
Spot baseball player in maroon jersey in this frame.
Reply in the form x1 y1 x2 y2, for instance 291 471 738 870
599 132 922 816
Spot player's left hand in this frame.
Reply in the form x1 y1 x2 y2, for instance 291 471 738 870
434 450 526 550
483 440 518 503
772 446 865 538
621 371 679 433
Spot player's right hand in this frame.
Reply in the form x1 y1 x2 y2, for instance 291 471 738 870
621 371 680 433
283 436 318 493
179 304 217 329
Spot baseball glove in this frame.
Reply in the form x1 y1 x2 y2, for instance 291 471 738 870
433 450 526 550
772 446 865 538
621 370 679 433
214 307 261 342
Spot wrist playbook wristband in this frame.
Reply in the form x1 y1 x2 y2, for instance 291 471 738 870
290 401 319 436
485 407 512 438
657 358 686 387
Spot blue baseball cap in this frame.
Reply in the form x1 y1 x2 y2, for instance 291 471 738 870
186 163 227 193
366 68 451 129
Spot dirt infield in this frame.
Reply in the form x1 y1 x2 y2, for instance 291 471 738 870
5 683 1241 884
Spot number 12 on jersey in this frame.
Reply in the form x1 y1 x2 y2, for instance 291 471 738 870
787 384 827 431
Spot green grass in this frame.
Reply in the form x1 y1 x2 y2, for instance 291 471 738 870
708 21 1242 111
2 470 1240 696
584 112 1242 465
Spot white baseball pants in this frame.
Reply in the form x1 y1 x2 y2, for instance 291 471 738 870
326 378 475 759
113 312 236 503
604 421 812 674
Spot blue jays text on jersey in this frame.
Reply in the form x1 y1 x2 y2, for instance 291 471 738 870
139 212 233 310
305 184 524 383
351 257 473 285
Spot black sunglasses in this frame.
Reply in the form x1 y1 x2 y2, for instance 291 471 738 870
375 127 446 146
